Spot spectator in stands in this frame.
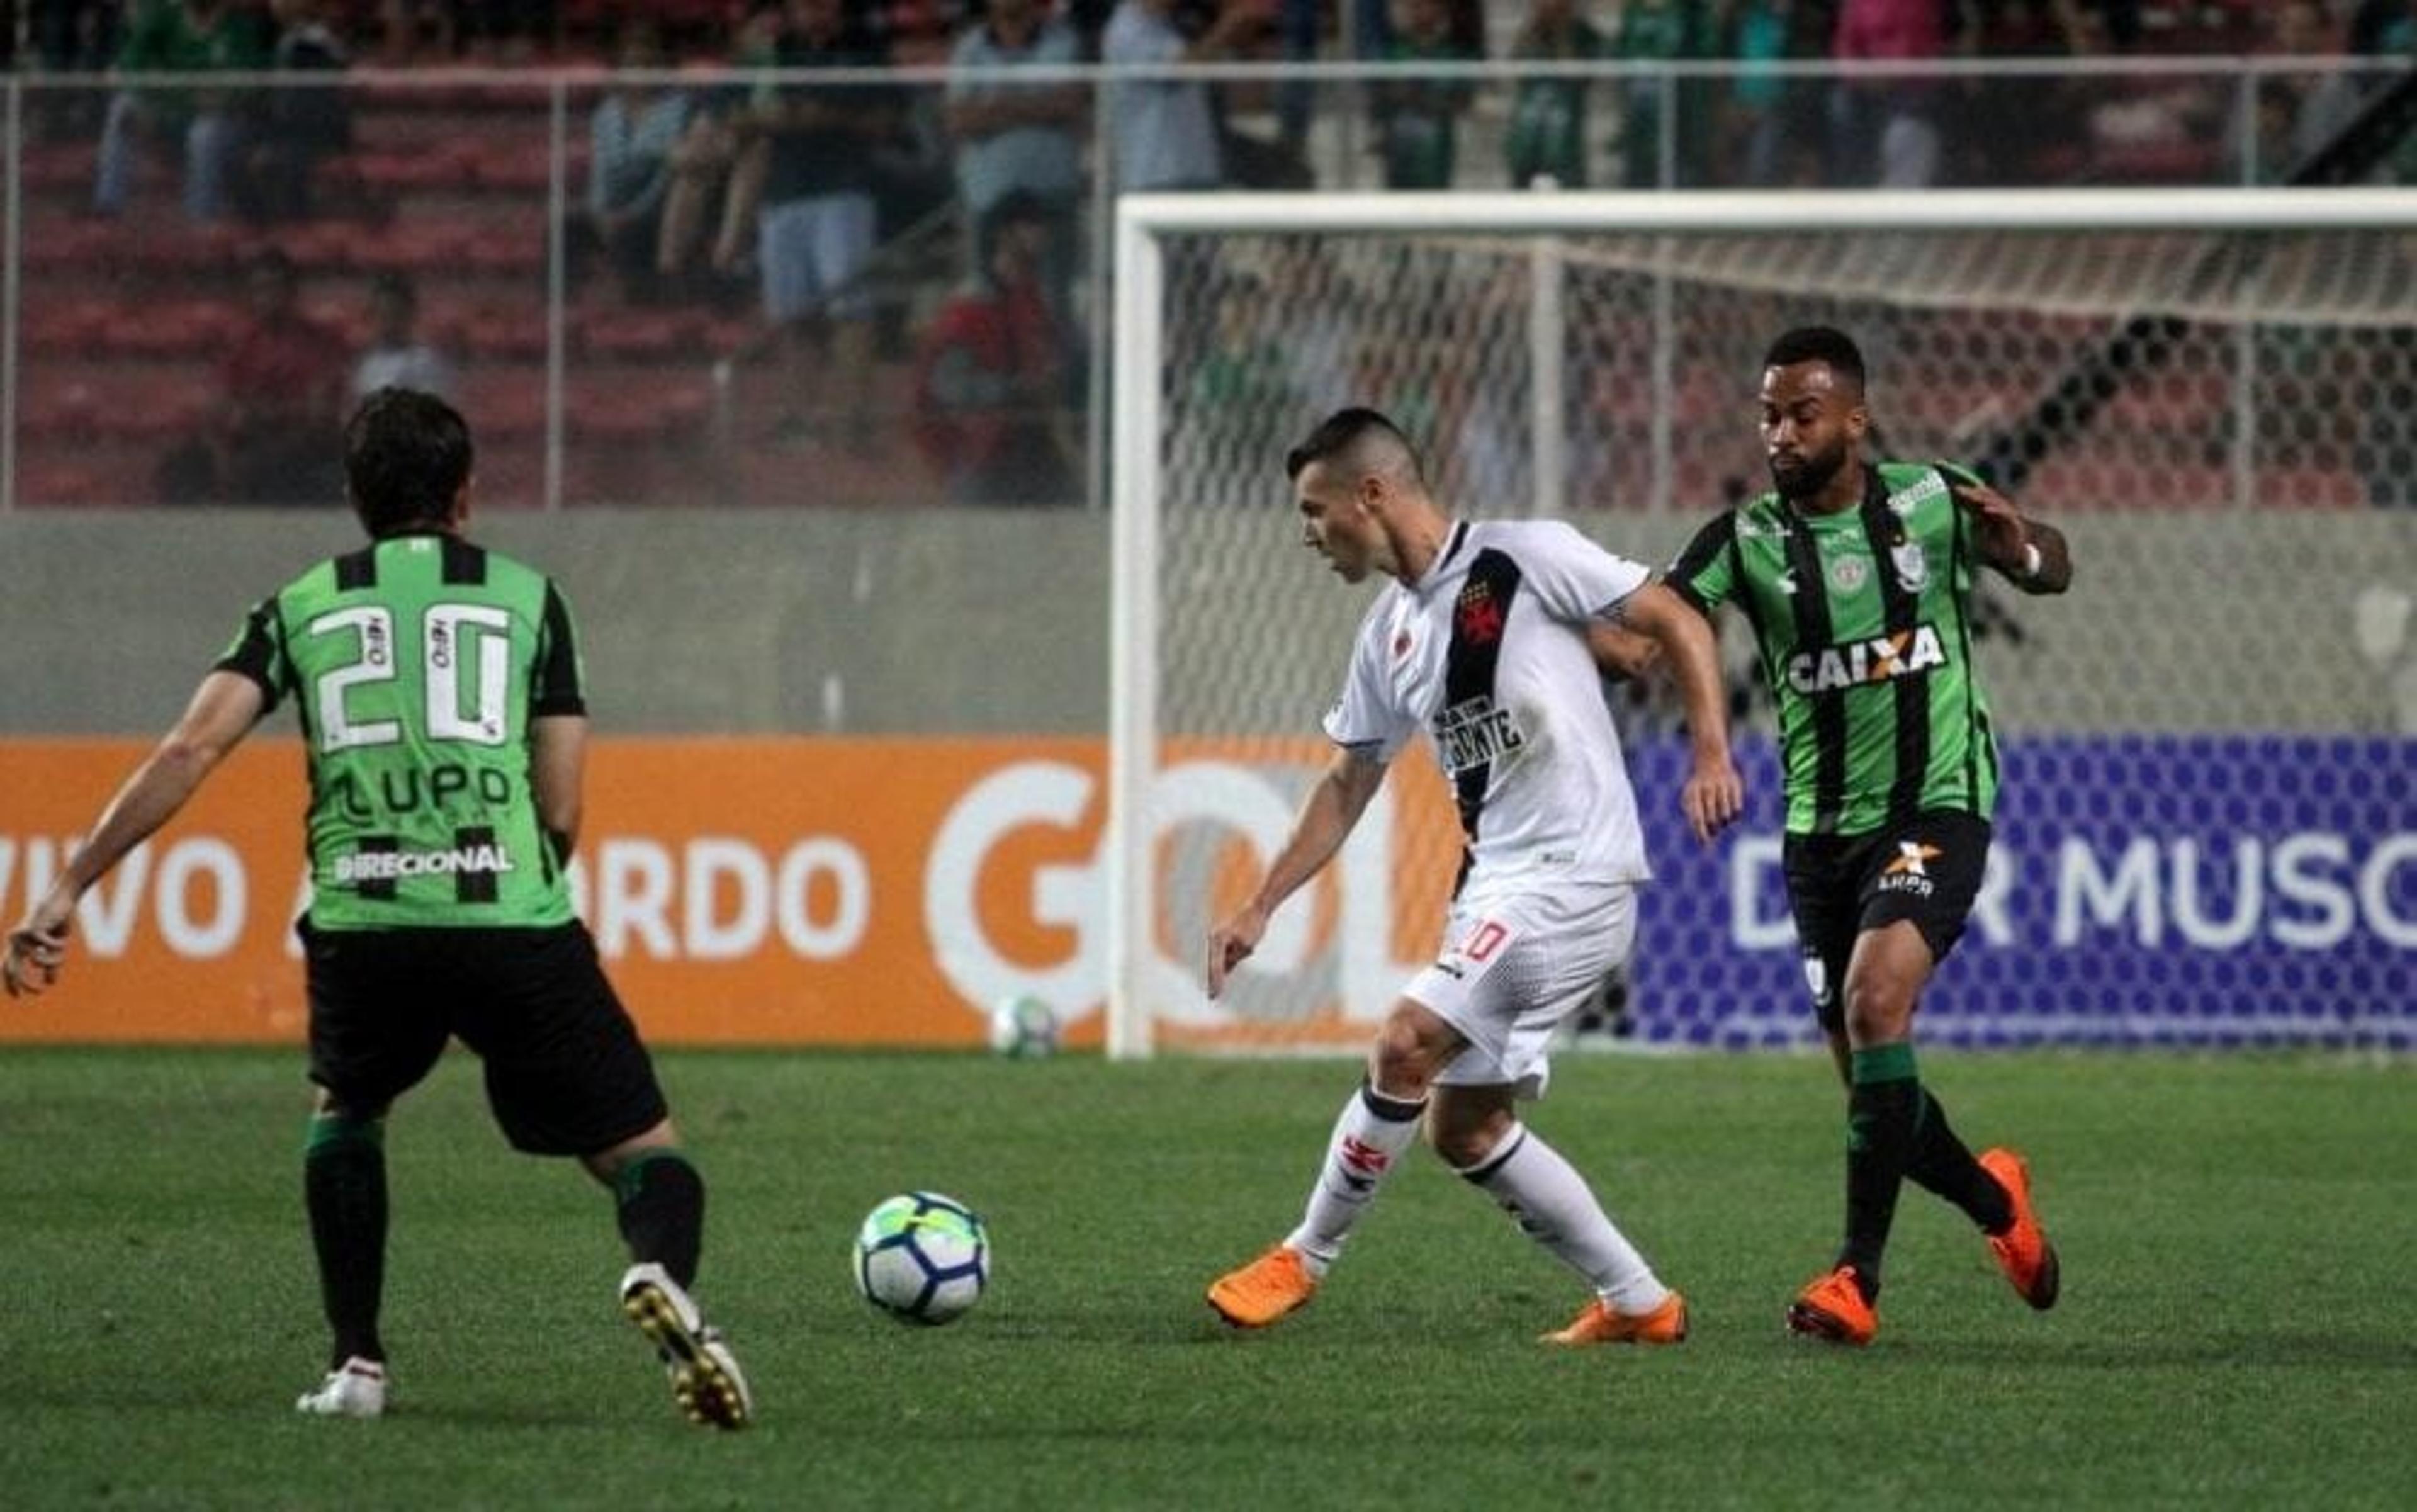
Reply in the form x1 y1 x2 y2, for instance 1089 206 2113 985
1720 0 1817 188
1825 0 1947 188
704 3 787 280
1101 0 1278 192
369 1 455 65
34 1 125 75
31 2 126 137
366 1 554 65
750 0 898 448
1506 0 1608 189
944 0 1086 318
2065 4 2225 179
352 272 457 402
1268 237 1357 415
461 0 556 63
159 249 351 505
239 0 353 225
1952 0 2092 186
93 0 273 222
1182 269 1293 505
1613 0 1707 187
910 192 1081 506
1374 0 1478 189
2346 0 2417 181
2240 0 2366 183
580 19 704 305
2351 0 2417 52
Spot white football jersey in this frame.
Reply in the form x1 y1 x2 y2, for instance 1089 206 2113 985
1324 518 1654 891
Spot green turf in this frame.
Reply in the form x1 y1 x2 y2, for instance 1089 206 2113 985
3 1047 2411 1509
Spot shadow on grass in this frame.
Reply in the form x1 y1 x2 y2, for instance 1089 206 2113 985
1864 1331 2417 1371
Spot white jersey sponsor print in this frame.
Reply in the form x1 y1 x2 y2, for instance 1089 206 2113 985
1323 519 1655 891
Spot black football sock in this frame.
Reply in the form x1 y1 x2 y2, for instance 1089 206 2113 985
1838 1043 1921 1301
303 1114 389 1369
615 1150 706 1290
1905 1088 2015 1234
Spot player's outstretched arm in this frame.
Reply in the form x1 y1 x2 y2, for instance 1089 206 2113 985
1954 480 2073 595
3 670 264 1000
1616 582 1745 843
1206 744 1386 999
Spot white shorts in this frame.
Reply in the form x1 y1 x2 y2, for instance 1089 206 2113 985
1406 880 1639 1100
759 191 876 324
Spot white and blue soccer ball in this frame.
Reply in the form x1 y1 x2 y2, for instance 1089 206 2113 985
987 995 1061 1058
854 1192 990 1325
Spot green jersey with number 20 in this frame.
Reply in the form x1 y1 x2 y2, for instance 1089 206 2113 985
215 533 585 929
1666 460 2000 838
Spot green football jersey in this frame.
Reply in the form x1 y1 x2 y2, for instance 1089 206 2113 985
1667 460 2000 837
215 533 586 929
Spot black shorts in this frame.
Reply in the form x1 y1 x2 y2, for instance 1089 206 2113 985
1781 809 1992 1034
302 920 668 1157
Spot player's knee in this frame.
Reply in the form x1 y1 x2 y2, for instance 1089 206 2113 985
1428 1113 1509 1169
1842 976 1913 1044
1368 1022 1441 1099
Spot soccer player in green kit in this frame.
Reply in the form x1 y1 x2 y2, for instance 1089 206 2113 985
3 389 750 1426
1665 327 2071 1346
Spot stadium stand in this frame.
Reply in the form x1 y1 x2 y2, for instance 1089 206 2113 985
5 0 2405 507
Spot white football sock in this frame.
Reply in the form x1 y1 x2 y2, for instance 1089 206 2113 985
1459 1123 1668 1313
1283 1081 1426 1275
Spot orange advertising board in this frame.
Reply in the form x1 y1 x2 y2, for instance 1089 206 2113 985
1 738 1459 1048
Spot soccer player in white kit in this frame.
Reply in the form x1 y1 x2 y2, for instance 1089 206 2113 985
1206 408 1745 1343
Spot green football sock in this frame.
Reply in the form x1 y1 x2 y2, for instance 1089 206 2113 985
616 1150 706 1289
1905 1088 2016 1233
303 1114 389 1368
1838 1043 1920 1300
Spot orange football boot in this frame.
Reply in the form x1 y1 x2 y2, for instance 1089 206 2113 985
1978 1148 2061 1309
1207 1244 1318 1329
1786 1265 1878 1346
1540 1291 1691 1346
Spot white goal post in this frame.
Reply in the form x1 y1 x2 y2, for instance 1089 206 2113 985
1106 188 2417 1061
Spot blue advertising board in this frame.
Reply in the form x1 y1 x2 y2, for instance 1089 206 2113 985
1627 736 2414 1049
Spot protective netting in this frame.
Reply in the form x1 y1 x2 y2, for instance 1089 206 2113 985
1142 220 2416 1053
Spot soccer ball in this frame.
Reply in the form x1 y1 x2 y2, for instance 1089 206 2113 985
854 1192 989 1325
987 995 1060 1058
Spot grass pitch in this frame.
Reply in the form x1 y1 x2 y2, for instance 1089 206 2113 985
3 1047 2410 1510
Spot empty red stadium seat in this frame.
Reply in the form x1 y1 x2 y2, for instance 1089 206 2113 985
352 220 481 274
582 309 706 363
21 300 117 358
351 148 476 194
569 394 665 444
459 306 549 359
463 227 545 276
21 218 120 271
14 459 114 507
98 301 246 359
20 145 87 194
468 140 565 193
20 380 105 442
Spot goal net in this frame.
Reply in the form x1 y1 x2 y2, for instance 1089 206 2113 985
1108 189 2417 1059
